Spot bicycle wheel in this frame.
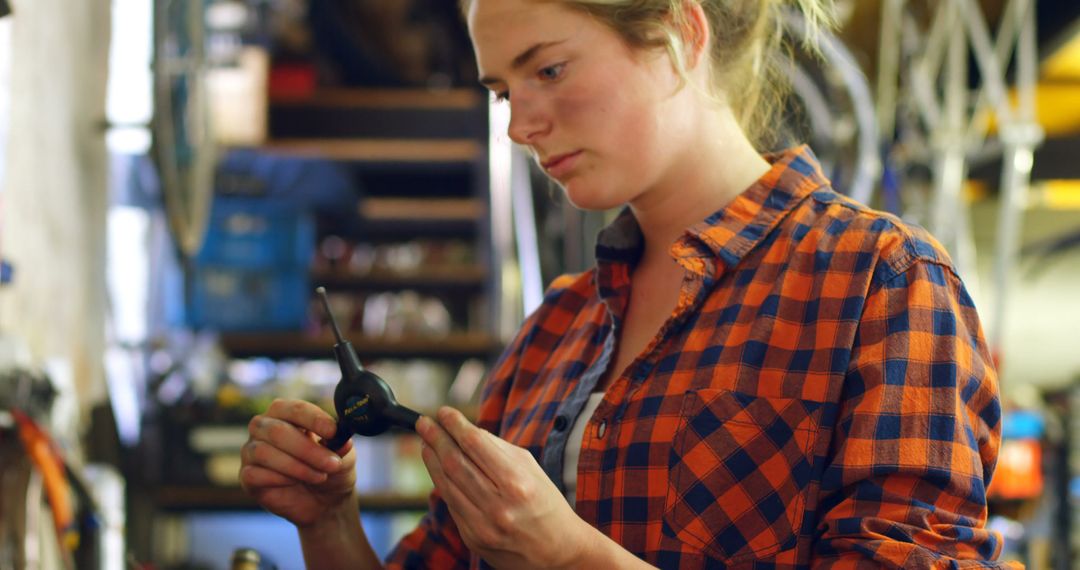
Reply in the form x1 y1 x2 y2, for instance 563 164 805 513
781 9 880 207
152 0 217 258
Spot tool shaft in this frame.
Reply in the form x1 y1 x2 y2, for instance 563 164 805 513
316 286 346 345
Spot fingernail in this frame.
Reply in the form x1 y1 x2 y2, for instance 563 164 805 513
416 416 431 434
324 455 342 470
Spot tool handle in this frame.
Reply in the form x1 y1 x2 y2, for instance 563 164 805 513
385 405 421 432
322 424 352 451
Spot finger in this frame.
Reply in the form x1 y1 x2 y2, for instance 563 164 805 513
249 414 345 474
435 407 515 480
265 398 339 440
242 438 330 485
239 464 300 490
421 443 492 542
417 416 498 503
325 445 357 480
336 440 355 465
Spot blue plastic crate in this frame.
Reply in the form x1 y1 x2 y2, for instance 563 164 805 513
186 266 310 331
195 198 316 270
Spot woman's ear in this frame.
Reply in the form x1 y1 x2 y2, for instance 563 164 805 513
679 0 711 69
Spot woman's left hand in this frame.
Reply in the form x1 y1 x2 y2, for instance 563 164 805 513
416 406 598 570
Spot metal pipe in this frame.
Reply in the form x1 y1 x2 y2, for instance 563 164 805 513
930 1 968 252
1016 0 1038 123
959 0 1014 125
988 0 1042 366
963 0 1026 147
487 100 520 342
909 3 948 130
876 0 905 143
922 1 954 91
511 148 544 316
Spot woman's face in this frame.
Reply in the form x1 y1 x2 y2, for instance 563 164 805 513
467 0 697 211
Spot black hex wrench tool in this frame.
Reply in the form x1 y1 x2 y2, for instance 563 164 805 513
317 287 421 450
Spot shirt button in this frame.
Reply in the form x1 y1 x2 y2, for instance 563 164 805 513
597 420 607 438
554 416 569 431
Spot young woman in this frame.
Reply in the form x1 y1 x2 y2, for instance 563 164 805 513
240 0 1020 567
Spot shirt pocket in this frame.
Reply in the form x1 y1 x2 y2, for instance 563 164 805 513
662 388 820 564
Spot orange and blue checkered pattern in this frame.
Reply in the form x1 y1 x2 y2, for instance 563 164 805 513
388 146 1020 569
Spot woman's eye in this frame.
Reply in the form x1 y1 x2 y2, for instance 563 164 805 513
492 91 509 103
538 63 565 81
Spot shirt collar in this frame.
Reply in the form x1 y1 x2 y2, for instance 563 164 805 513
595 145 831 280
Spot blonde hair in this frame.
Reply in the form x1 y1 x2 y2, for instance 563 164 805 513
462 0 836 149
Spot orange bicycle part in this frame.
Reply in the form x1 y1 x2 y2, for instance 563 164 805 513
10 408 73 535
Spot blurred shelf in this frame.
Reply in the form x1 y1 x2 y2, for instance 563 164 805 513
154 485 430 512
219 332 499 359
270 88 483 110
340 219 480 240
360 197 485 222
312 265 488 290
257 138 483 163
267 88 488 141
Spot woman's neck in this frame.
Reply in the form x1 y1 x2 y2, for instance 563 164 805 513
629 109 771 271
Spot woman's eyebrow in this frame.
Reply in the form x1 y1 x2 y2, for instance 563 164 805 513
479 40 567 87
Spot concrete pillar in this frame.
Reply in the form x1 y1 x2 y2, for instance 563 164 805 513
0 0 112 439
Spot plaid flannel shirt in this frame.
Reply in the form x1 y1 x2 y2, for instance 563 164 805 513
387 146 1020 569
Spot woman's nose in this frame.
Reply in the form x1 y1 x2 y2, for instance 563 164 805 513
506 94 549 145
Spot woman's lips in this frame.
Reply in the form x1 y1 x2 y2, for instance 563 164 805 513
541 150 582 178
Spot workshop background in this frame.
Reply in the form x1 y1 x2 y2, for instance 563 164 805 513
1 0 1079 568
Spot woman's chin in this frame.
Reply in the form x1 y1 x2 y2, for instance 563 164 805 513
560 180 626 212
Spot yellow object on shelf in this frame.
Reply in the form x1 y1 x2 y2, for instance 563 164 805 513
1032 180 1080 210
1042 30 1080 81
982 85 1080 138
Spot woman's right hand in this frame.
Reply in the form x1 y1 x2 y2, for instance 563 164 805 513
240 399 357 528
